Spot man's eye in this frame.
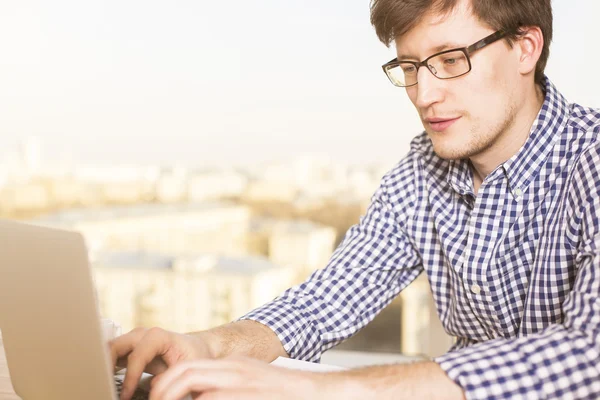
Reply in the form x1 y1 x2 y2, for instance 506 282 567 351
444 58 457 65
402 66 416 73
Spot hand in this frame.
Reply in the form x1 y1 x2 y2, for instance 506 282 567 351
148 356 343 400
109 327 215 400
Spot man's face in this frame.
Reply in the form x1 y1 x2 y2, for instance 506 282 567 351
395 1 521 160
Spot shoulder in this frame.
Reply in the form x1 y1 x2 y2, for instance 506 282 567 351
565 107 600 236
381 132 429 192
377 131 446 213
567 104 600 189
567 103 600 133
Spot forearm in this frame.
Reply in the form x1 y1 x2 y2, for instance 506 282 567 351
189 320 288 362
332 361 465 400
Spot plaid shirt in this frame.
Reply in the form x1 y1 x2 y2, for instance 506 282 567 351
241 77 600 399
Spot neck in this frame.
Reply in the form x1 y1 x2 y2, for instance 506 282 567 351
470 83 545 195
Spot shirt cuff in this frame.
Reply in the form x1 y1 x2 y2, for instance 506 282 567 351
237 298 324 362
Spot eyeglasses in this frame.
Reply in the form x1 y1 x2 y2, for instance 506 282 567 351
382 30 508 87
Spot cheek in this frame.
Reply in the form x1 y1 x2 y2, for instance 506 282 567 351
475 55 515 95
461 72 506 113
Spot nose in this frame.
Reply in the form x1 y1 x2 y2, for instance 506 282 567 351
414 65 445 109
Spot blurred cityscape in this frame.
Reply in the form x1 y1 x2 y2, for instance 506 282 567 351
0 137 453 358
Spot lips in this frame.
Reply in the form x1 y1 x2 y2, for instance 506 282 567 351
425 117 461 132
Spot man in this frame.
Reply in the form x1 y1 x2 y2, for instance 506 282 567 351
113 0 600 399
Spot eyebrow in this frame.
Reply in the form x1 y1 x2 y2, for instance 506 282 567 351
397 42 465 61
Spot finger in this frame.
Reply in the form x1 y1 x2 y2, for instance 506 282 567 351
149 374 161 391
109 327 148 369
150 362 244 400
197 389 263 400
121 328 171 400
151 371 245 400
151 359 246 395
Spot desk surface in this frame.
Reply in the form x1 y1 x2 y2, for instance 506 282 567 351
0 338 20 400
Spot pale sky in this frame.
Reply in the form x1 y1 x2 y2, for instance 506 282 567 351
0 1 598 168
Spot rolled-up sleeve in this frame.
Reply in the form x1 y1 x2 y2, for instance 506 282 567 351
239 164 423 362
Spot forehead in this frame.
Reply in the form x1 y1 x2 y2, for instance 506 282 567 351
394 1 491 59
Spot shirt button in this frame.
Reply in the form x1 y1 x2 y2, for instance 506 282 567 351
513 188 523 198
471 284 481 294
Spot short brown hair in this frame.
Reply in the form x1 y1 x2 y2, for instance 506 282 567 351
370 0 553 86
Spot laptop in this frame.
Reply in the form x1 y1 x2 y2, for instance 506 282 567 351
0 218 345 399
0 218 154 399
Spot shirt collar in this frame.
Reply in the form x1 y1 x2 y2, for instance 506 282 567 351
446 76 570 199
500 76 570 198
447 159 473 197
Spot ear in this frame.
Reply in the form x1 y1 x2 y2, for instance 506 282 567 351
516 26 544 77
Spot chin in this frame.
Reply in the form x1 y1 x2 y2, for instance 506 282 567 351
429 136 473 160
432 147 470 160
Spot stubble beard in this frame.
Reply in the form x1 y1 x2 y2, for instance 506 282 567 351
430 102 518 161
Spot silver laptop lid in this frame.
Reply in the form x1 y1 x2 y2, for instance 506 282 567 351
0 219 116 400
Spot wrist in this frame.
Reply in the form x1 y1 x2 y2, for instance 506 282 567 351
187 330 223 359
318 362 465 400
188 320 287 362
315 371 372 400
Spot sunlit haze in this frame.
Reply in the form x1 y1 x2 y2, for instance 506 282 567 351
1 0 598 168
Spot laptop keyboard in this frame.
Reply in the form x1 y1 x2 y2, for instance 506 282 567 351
114 375 150 400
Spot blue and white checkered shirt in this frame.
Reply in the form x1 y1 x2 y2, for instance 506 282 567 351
241 77 600 399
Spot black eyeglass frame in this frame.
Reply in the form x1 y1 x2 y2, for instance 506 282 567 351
382 30 509 87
